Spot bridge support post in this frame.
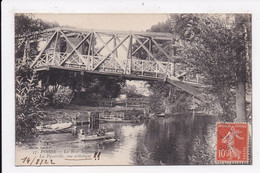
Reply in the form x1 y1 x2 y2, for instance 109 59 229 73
22 38 30 62
127 35 133 74
87 33 93 70
148 38 152 60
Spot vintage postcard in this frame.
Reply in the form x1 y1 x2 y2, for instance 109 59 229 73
14 13 252 166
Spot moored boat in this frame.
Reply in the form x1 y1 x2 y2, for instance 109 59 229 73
79 131 115 141
157 113 166 117
36 122 73 134
99 112 134 123
99 118 133 123
102 138 117 144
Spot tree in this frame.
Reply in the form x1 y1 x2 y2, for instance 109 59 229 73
15 14 59 142
144 21 189 114
169 14 251 122
15 61 48 141
15 14 59 60
145 14 251 122
40 69 125 106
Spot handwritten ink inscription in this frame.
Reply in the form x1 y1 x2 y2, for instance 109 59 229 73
21 156 56 165
18 148 99 165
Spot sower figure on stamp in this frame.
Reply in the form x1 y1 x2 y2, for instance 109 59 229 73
222 126 244 160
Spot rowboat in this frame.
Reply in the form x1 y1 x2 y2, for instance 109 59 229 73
157 113 166 117
36 122 73 134
99 118 133 123
102 138 117 144
79 132 115 141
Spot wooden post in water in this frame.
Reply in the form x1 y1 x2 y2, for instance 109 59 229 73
192 108 195 121
87 111 91 125
72 125 77 135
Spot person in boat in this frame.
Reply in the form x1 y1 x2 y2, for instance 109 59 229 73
77 129 86 141
101 127 106 135
72 126 77 135
96 127 106 136
96 129 101 136
78 129 86 136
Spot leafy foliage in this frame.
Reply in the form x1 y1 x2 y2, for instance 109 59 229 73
52 86 74 108
146 21 189 114
71 75 125 106
188 136 215 165
148 81 189 113
146 14 251 121
39 69 125 106
15 14 59 60
15 61 48 141
170 14 251 121
15 14 59 142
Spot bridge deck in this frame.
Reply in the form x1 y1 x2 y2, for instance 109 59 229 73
35 65 166 81
36 65 203 98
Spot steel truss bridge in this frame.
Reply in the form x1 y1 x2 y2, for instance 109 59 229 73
17 27 205 98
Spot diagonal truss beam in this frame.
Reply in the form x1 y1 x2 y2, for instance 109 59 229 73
152 38 172 60
93 33 129 71
31 31 57 68
132 38 149 55
59 31 91 66
94 36 114 56
126 35 133 74
116 36 128 52
17 37 26 51
94 33 123 69
132 34 171 76
113 35 118 58
86 33 93 69
52 31 60 65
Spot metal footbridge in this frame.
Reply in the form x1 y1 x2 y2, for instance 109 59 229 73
17 27 205 98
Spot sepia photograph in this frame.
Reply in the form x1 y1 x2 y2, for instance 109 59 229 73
13 13 252 166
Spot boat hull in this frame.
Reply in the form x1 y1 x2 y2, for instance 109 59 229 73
99 119 133 123
37 122 73 134
79 132 115 141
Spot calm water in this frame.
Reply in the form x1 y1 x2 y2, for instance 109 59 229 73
20 114 217 165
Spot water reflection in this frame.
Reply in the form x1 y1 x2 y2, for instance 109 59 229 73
20 114 217 165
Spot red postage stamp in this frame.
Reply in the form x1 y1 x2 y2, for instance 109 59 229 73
216 123 248 163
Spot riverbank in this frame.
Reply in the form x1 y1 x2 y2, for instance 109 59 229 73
41 105 145 122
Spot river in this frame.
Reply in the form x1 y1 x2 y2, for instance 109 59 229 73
17 114 217 165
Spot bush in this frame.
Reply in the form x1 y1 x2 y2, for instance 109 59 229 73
15 62 47 142
52 86 74 108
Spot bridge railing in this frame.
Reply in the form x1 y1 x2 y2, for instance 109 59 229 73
34 51 204 86
34 51 175 77
131 59 174 76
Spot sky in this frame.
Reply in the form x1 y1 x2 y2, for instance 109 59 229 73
34 13 169 32
33 13 167 95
